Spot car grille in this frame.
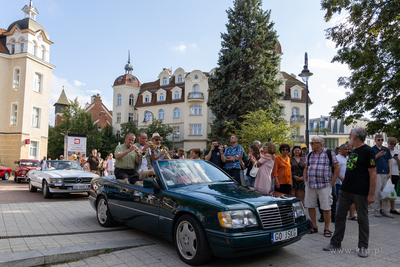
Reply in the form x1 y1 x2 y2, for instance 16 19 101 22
63 177 93 184
257 203 295 230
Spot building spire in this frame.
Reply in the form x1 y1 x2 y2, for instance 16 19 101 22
124 50 133 75
22 0 39 20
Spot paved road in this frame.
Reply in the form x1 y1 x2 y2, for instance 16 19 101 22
0 179 88 203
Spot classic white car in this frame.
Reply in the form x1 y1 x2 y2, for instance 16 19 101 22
27 160 99 198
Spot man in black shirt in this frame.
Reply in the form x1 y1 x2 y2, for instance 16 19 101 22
204 140 225 169
324 127 376 258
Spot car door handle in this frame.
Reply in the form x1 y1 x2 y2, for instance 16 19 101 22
120 189 128 194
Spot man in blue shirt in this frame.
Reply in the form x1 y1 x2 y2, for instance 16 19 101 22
223 135 245 184
204 140 225 168
371 134 393 218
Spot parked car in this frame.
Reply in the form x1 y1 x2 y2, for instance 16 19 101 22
14 159 40 183
89 159 312 265
27 160 99 198
0 166 12 180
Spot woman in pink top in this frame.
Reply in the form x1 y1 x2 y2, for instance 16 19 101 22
254 142 276 191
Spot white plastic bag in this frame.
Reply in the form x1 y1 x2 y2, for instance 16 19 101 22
382 179 397 200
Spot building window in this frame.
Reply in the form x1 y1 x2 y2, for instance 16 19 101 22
292 107 299 116
190 104 202 115
41 45 45 60
174 91 180 99
190 124 202 135
159 92 165 101
173 107 181 118
29 141 38 159
13 68 20 89
129 94 134 106
117 94 122 105
128 113 134 122
32 107 40 128
20 39 24 53
116 113 121 123
194 75 199 79
173 126 180 135
159 109 165 120
210 112 215 118
162 77 167 85
178 74 183 83
294 89 299 98
193 85 200 97
34 73 42 92
145 94 150 103
32 41 37 56
11 40 15 54
145 111 151 121
11 103 18 126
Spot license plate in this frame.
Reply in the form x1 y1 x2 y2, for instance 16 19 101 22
271 228 297 242
72 185 89 190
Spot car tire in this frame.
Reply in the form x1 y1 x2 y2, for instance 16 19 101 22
42 180 53 198
174 214 213 265
16 178 21 183
29 180 37 192
96 197 115 227
2 172 9 180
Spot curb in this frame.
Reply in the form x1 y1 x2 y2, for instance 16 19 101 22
0 238 154 267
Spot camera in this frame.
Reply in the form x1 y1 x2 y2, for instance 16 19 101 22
214 145 220 150
394 154 398 157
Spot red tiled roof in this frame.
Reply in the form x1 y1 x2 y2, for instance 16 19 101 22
113 74 141 87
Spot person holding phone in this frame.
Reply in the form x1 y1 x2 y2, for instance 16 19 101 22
388 137 400 214
204 140 225 169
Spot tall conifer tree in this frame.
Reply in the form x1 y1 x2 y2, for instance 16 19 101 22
208 0 283 142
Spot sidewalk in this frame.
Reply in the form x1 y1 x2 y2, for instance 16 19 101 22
1 200 400 267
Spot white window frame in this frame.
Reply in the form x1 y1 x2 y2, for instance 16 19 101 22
117 94 122 105
294 89 299 98
158 109 165 120
29 140 40 160
128 113 134 122
178 74 183 83
32 41 37 56
190 104 202 115
13 67 20 89
173 107 181 118
31 106 41 128
33 72 43 93
193 85 200 96
190 124 202 135
174 91 180 99
145 111 151 121
129 94 134 106
10 102 18 126
11 40 15 54
41 45 45 60
159 92 165 101
162 77 167 85
292 107 299 116
116 113 121 123
20 38 24 53
145 94 150 103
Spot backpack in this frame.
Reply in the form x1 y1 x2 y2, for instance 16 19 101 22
307 149 334 174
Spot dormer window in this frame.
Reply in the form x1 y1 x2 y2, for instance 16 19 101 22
159 92 165 101
145 94 150 103
117 94 122 105
178 74 183 83
294 89 299 98
174 91 180 99
162 77 167 85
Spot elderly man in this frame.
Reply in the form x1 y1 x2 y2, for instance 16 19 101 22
151 133 168 161
223 135 245 184
304 135 340 238
115 133 142 184
134 132 153 172
324 127 376 258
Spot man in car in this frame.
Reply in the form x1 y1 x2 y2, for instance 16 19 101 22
115 133 142 184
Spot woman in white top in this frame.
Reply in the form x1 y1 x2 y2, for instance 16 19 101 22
388 137 400 214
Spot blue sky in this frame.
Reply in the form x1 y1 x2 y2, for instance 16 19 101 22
2 0 352 126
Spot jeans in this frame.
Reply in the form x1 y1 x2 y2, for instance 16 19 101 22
246 175 255 186
330 190 369 249
225 169 241 184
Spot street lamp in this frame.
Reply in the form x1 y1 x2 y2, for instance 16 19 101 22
298 52 313 150
172 131 180 151
142 111 154 134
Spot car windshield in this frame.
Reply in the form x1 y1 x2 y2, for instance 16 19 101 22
43 160 81 171
20 161 40 167
157 160 232 188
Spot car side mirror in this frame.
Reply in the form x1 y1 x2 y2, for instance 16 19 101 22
143 178 161 191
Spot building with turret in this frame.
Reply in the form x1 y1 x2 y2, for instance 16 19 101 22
0 1 55 167
54 88 70 126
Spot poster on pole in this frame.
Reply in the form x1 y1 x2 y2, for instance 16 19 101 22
66 134 87 161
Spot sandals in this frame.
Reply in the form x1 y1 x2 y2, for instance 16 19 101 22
348 216 357 221
308 227 318 234
324 229 332 237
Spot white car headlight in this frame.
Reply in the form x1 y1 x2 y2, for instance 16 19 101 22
49 178 63 184
292 201 306 218
218 210 258 228
22 171 26 174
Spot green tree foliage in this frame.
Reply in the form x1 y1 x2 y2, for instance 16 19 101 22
96 124 117 158
140 119 174 148
228 110 293 150
208 0 284 142
118 121 139 143
322 0 400 138
47 126 64 159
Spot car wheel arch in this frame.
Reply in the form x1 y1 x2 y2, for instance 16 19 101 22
172 211 206 238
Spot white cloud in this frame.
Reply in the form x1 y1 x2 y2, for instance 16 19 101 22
73 80 86 87
189 43 198 49
173 44 187 53
86 90 102 94
325 39 336 50
310 58 349 72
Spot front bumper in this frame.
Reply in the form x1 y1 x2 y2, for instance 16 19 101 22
205 219 312 258
48 184 90 193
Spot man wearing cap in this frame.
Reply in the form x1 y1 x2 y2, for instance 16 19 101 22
150 133 168 161
115 133 142 184
60 155 64 160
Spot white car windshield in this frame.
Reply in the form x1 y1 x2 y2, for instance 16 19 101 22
44 160 81 171
157 160 232 188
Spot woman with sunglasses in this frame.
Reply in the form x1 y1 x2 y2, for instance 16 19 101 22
290 145 305 204
272 143 292 194
388 137 400 214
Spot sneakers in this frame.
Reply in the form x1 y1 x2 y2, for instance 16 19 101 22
374 210 382 217
390 209 400 215
382 212 394 218
323 243 341 251
358 247 369 258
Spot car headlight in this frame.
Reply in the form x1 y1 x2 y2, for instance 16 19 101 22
218 210 258 228
292 201 306 218
22 171 26 174
49 178 63 184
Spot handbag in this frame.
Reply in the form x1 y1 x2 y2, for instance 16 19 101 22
249 162 259 178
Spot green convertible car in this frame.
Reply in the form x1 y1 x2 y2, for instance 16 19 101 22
89 159 312 265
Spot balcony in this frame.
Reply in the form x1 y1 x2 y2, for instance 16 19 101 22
187 92 204 101
290 115 305 123
292 135 305 142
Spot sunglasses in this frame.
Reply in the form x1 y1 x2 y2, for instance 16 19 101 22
377 139 384 141
147 174 156 178
390 143 397 146
310 142 321 145
155 139 161 142
301 148 307 150
281 148 289 151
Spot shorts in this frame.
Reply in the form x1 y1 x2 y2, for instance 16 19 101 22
305 184 333 210
246 175 255 186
